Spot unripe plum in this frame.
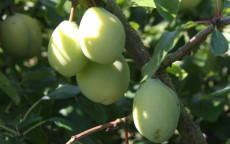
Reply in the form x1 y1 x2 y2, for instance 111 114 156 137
79 7 125 64
133 78 180 143
48 21 88 77
76 56 130 105
0 13 42 58
18 14 42 57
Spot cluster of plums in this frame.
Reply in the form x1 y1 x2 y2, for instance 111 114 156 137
47 7 130 105
48 6 180 143
0 13 42 58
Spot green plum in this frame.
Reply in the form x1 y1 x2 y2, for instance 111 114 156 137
0 13 42 58
76 56 130 105
48 21 88 77
79 7 125 64
18 14 42 57
133 78 180 143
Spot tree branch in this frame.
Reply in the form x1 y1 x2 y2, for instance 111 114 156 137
66 116 132 144
162 16 230 68
162 24 215 67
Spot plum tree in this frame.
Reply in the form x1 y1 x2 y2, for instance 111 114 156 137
0 13 42 58
76 56 130 105
48 21 88 77
133 78 180 143
79 7 126 64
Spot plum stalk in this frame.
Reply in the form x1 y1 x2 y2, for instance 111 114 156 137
69 0 78 22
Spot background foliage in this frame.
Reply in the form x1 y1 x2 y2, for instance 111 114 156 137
0 0 230 144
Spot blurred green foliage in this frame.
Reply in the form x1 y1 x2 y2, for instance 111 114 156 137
0 0 230 144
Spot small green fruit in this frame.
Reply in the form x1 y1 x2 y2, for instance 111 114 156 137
76 56 130 105
18 14 42 57
48 21 88 77
180 0 201 9
133 78 180 143
79 7 125 64
0 13 42 58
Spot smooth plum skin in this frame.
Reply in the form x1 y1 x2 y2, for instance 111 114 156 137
48 21 88 77
18 14 42 57
79 7 125 64
133 78 180 143
76 56 130 105
0 13 42 58
0 14 30 58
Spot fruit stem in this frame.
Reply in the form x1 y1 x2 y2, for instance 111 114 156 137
69 0 78 22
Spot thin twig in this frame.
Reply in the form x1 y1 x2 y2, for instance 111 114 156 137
66 116 132 144
162 24 215 67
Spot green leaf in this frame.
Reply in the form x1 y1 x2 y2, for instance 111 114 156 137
0 72 20 104
189 99 225 122
24 126 48 144
129 21 140 30
154 0 180 21
200 86 230 100
210 28 229 56
49 117 73 131
142 30 181 80
224 0 230 9
166 64 188 80
47 84 80 99
130 0 156 7
55 0 67 16
80 97 108 124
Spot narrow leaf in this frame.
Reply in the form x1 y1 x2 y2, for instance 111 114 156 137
200 86 230 100
0 72 20 104
49 117 73 131
210 28 229 56
142 30 181 80
47 84 80 99
154 0 180 21
55 0 67 16
130 0 155 7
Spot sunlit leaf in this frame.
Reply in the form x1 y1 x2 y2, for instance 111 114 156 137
130 0 155 7
55 0 67 16
142 30 181 80
154 0 180 21
166 64 188 80
49 117 73 131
